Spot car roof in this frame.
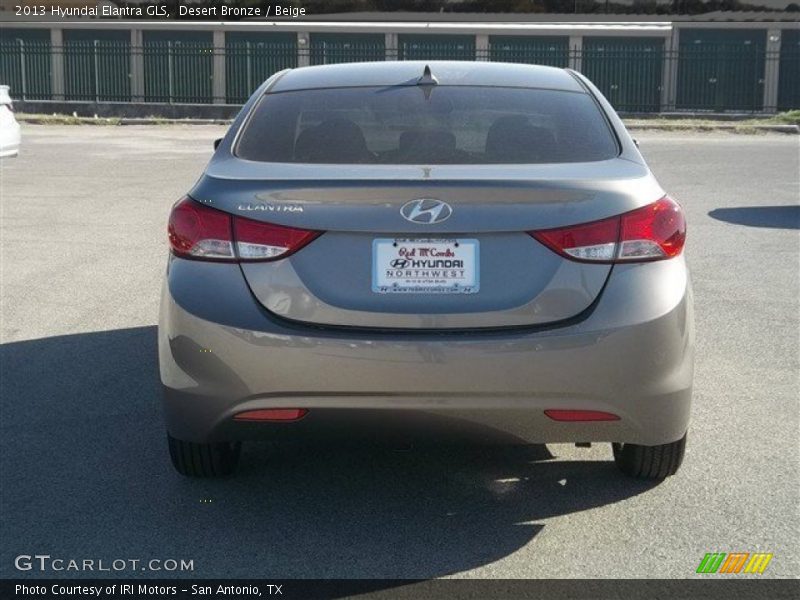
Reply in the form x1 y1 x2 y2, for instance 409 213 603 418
268 61 585 94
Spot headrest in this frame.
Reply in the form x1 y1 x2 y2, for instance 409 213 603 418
294 117 371 162
485 115 557 162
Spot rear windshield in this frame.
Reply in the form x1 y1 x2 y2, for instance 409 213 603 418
235 85 619 165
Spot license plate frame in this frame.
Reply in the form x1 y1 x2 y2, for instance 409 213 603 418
371 238 479 294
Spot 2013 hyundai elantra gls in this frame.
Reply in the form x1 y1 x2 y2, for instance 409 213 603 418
159 61 693 479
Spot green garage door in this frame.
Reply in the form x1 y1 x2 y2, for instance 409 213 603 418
64 30 130 102
226 32 296 103
488 36 569 67
398 35 475 61
778 29 800 111
677 29 766 112
582 37 664 113
0 28 51 100
143 31 213 104
310 34 384 65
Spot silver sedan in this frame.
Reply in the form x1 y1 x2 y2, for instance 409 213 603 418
159 61 693 479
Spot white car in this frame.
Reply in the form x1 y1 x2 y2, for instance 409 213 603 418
0 85 21 158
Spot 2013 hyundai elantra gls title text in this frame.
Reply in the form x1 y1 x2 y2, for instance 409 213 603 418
159 61 693 479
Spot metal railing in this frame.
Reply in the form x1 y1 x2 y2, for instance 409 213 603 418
677 43 767 112
142 41 214 103
226 41 297 104
0 39 52 100
580 46 665 113
65 40 131 102
0 40 797 112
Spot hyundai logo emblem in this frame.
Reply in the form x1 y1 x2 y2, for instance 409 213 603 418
400 199 453 225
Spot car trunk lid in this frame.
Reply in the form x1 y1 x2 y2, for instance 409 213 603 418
191 160 660 329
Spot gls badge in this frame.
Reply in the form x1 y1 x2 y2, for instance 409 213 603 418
400 199 453 224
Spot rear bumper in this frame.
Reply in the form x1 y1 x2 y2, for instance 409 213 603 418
159 256 694 445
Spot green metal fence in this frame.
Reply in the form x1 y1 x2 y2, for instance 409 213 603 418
778 30 800 111
397 35 475 61
0 36 797 112
676 44 767 112
143 41 214 103
64 41 131 102
582 38 664 113
677 29 768 112
309 34 384 66
226 33 296 104
487 36 570 67
0 39 52 100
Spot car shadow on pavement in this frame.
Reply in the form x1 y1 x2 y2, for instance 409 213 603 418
708 205 800 229
0 326 658 579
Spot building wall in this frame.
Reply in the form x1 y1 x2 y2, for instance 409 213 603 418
0 21 797 112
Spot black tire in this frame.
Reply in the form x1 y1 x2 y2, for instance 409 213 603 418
613 432 687 479
167 434 241 477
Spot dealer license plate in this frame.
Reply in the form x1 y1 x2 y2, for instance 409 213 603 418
372 238 479 294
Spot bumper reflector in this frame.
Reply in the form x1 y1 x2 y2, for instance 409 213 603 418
234 408 308 422
544 410 620 422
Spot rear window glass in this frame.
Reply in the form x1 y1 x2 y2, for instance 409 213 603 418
236 85 618 165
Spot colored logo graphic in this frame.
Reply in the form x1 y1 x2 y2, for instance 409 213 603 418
696 552 773 574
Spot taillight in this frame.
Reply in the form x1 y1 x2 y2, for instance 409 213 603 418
234 217 321 261
167 197 320 262
168 197 234 260
617 196 686 260
530 196 685 263
531 213 620 262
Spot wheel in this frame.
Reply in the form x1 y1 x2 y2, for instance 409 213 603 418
613 432 687 479
167 433 241 477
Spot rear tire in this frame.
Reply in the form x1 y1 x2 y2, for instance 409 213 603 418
167 434 241 477
613 432 686 479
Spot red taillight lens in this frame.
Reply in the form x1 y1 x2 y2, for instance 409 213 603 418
168 197 320 262
618 196 686 261
234 217 321 261
530 196 686 263
168 197 234 260
531 214 620 262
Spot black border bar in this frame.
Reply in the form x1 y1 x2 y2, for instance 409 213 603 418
3 579 800 600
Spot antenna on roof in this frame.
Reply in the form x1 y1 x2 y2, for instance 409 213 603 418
417 65 438 100
417 65 439 87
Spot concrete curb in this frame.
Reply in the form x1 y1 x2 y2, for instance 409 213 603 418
119 118 233 126
15 100 242 120
16 115 234 126
625 123 799 134
16 114 800 134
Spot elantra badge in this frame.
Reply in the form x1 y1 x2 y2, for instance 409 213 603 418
400 199 453 224
237 203 303 213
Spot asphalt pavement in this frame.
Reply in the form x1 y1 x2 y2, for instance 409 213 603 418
0 125 798 580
